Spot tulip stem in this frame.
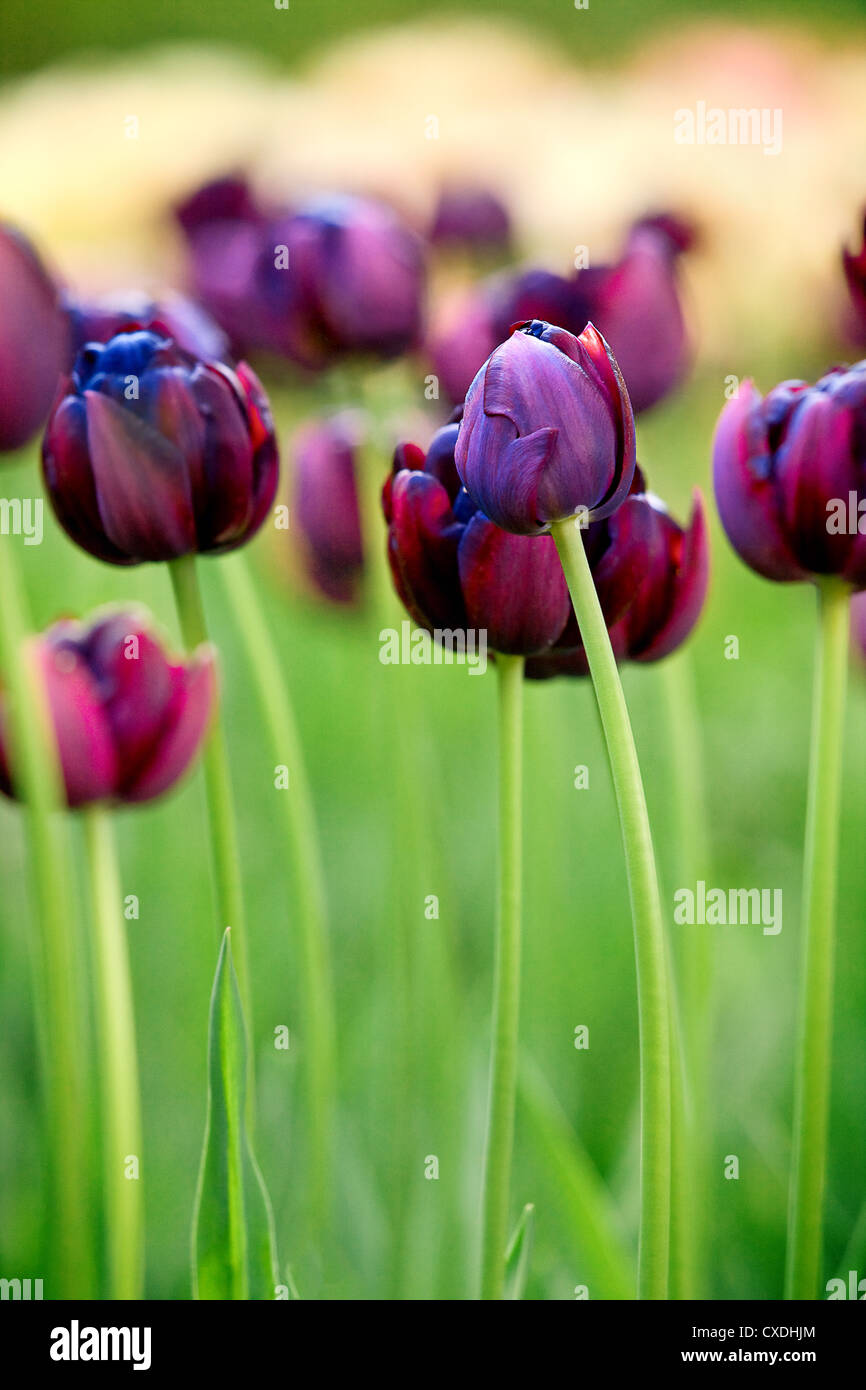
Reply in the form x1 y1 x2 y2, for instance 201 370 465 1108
168 555 251 1022
479 652 524 1300
0 537 97 1297
552 518 670 1301
785 577 849 1299
217 553 337 1237
82 804 144 1299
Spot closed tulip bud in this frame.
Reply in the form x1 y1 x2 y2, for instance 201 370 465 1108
455 319 636 536
294 412 364 604
713 364 866 586
429 186 512 253
0 223 70 453
0 608 215 808
385 419 571 656
42 328 279 565
527 470 708 677
64 289 230 364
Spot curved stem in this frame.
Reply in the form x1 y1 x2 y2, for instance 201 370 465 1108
785 578 849 1300
479 652 524 1300
217 553 336 1234
0 538 96 1297
168 555 251 1021
552 519 670 1301
83 805 144 1299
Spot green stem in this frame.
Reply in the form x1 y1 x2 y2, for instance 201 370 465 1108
0 538 96 1297
785 578 849 1300
168 555 251 1021
479 652 524 1300
83 805 144 1299
552 519 670 1301
217 553 336 1234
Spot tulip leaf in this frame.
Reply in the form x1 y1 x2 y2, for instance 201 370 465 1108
192 929 279 1299
504 1203 535 1300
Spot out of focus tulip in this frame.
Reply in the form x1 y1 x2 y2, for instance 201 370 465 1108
0 608 215 808
527 470 708 677
42 329 278 565
0 223 70 453
294 412 364 604
64 288 230 364
429 186 512 253
842 213 866 345
713 364 866 586
385 418 570 656
455 320 636 536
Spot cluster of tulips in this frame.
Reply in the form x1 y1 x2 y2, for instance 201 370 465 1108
2 172 866 1301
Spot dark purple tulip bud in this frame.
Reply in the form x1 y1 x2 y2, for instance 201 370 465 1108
713 364 866 586
429 186 512 252
64 288 230 364
294 412 365 604
455 320 636 536
0 223 71 453
526 472 708 678
842 213 866 345
0 608 215 808
42 329 279 566
384 421 570 657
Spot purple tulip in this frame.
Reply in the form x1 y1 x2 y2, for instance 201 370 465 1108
176 178 425 370
384 419 571 657
64 288 230 364
455 319 636 536
294 413 364 604
0 608 215 808
713 364 866 586
429 186 512 252
527 470 709 677
42 328 279 566
0 223 70 453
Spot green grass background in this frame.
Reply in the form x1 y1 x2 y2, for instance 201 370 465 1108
0 0 865 1301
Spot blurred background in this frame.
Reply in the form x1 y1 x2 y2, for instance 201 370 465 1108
1 0 866 1301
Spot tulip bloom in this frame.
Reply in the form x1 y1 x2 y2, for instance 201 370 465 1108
527 473 708 677
64 289 229 364
455 319 636 536
294 413 365 604
713 365 866 586
385 418 570 656
0 223 70 453
42 328 278 565
429 186 512 253
0 609 215 808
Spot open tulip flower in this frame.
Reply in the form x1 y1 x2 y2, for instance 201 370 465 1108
385 416 570 656
0 608 215 809
0 222 70 453
42 328 278 565
454 319 636 536
527 470 709 677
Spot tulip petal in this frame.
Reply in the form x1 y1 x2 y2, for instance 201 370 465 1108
387 470 467 631
458 514 570 655
122 649 215 803
630 492 710 661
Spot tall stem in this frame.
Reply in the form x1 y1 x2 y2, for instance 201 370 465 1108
217 553 336 1234
785 578 849 1300
552 519 670 1301
479 652 524 1300
83 805 144 1299
168 555 250 1020
0 538 96 1297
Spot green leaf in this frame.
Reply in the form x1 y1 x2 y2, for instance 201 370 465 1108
504 1203 535 1300
518 1060 634 1300
191 929 279 1299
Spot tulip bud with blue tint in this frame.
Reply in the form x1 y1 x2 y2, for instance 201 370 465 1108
713 364 866 586
455 320 636 536
64 288 230 364
294 412 365 604
0 223 70 453
0 608 215 808
429 186 512 253
42 329 279 565
527 470 709 678
385 420 571 657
